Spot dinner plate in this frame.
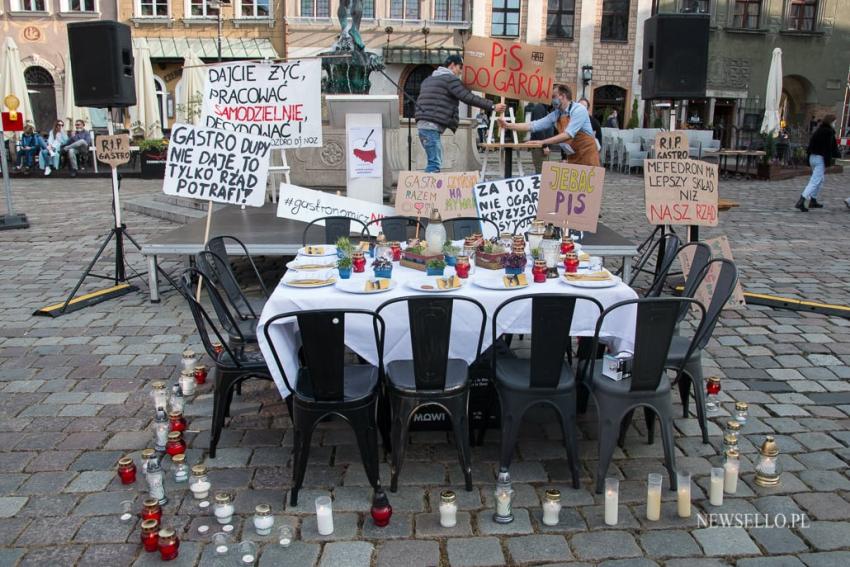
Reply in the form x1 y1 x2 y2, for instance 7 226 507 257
335 279 398 294
560 274 621 289
282 277 337 289
405 276 467 293
473 275 530 291
286 259 338 271
297 245 338 257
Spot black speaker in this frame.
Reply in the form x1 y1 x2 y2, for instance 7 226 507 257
68 21 136 108
641 14 709 100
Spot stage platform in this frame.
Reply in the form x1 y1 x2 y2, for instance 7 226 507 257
140 203 637 302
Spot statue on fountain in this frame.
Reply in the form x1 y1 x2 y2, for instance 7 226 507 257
321 0 384 94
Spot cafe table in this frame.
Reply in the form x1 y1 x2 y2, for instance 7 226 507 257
257 257 638 399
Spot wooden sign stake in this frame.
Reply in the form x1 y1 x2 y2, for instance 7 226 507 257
195 201 214 301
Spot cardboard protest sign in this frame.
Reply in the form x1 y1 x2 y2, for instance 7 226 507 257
644 159 719 226
277 183 396 235
462 36 556 104
536 162 605 232
163 124 272 208
474 174 540 238
95 134 131 168
679 235 746 309
654 131 689 160
201 59 322 149
348 126 382 178
394 171 479 219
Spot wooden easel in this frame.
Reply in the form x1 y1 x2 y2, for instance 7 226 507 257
479 105 525 179
266 148 291 203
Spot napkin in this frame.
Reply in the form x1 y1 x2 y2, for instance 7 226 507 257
503 274 528 287
365 279 390 292
287 270 335 285
564 270 611 281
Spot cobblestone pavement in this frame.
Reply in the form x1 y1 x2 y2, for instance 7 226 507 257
1 171 850 566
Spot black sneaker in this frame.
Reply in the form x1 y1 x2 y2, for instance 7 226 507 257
795 197 808 212
70 170 77 178
809 198 824 209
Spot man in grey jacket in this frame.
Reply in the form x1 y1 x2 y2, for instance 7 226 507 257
415 55 506 172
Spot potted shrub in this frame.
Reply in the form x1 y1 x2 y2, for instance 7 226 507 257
442 243 461 266
337 255 352 279
757 133 778 180
476 239 507 270
401 241 444 272
372 257 393 279
139 138 169 179
426 258 446 276
336 236 353 258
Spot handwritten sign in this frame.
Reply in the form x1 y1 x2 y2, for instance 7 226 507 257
654 131 689 159
348 126 382 179
277 183 396 234
201 60 322 149
474 174 540 238
163 123 272 208
95 134 131 168
394 171 479 219
462 36 556 104
680 236 745 310
536 162 605 232
644 159 718 226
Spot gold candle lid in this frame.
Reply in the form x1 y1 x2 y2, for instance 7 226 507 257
726 420 742 432
151 381 166 390
168 410 183 419
143 497 159 508
191 464 207 475
172 454 185 464
759 435 779 457
158 527 176 538
141 519 159 531
725 448 740 459
255 503 271 515
141 448 156 460
735 401 749 411
723 434 738 446
544 489 561 502
707 376 721 383
167 431 182 441
182 349 195 358
215 492 231 503
440 490 457 503
118 456 133 467
194 364 207 371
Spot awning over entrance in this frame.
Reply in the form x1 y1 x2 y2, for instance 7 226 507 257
134 37 279 60
383 46 461 66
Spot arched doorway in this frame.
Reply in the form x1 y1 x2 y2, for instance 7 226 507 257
24 66 57 132
401 65 435 118
153 75 168 129
781 74 816 128
592 84 627 128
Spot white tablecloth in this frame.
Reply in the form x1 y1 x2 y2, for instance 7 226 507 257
257 263 638 399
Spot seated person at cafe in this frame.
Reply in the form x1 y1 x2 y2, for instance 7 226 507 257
15 123 46 173
64 119 92 177
40 120 68 176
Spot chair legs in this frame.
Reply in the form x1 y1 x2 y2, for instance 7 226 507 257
683 356 710 444
211 369 269 458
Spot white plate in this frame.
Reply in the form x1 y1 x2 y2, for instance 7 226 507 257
298 245 338 257
282 277 337 289
286 259 338 271
335 279 397 294
560 274 621 289
473 275 530 291
405 276 466 293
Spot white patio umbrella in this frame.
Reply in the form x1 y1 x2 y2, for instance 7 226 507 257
62 54 90 128
129 38 163 140
176 51 206 125
760 47 783 136
1 37 35 140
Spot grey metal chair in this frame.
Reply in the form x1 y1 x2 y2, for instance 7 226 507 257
443 216 500 240
627 232 682 297
194 251 260 345
376 295 487 492
302 215 368 246
492 294 603 488
673 242 713 325
362 216 425 243
582 297 705 493
205 235 269 318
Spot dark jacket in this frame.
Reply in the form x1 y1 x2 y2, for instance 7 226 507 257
589 115 602 143
415 67 495 133
807 123 839 167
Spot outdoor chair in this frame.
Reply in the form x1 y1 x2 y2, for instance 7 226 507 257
302 215 368 246
623 142 648 174
376 296 487 492
263 308 386 506
195 251 261 345
626 232 681 297
177 269 272 458
491 294 604 488
581 297 706 493
205 235 269 314
444 216 500 241
362 216 425 243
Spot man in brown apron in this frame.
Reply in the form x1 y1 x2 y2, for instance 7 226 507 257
498 84 601 167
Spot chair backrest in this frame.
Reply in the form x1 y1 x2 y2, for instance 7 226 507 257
624 142 641 153
676 241 712 322
444 216 500 241
493 294 603 388
362 216 424 243
206 235 269 301
196 250 257 320
587 297 705 392
687 258 739 351
262 308 385 400
302 216 368 246
628 232 681 295
376 296 486 391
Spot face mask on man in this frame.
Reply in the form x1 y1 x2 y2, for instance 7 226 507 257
552 98 560 108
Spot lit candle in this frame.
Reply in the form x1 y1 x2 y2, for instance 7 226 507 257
315 496 334 536
646 473 662 521
439 491 458 528
214 492 234 525
724 452 740 494
541 489 561 526
253 504 274 536
709 467 724 506
604 478 619 526
677 471 691 518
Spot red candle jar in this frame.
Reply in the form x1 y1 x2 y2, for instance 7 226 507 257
390 242 402 261
352 252 366 273
117 456 136 484
165 431 186 456
193 365 208 385
532 260 548 283
140 519 159 552
211 342 224 355
455 256 471 279
370 489 393 527
157 528 180 561
168 410 187 433
564 253 579 273
706 376 721 395
560 237 575 254
141 498 162 522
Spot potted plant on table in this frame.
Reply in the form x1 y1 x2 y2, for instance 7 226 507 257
337 255 352 279
138 138 169 179
475 239 507 270
442 242 461 266
336 236 353 258
372 257 393 279
426 258 446 276
501 251 528 276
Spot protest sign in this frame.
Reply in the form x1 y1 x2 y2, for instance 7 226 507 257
348 126 382 178
277 183 396 235
201 59 322 149
394 171 479 219
163 123 273 208
654 131 689 160
679 235 745 309
95 134 131 168
474 174 540 238
536 162 605 232
462 36 556 104
644 159 719 226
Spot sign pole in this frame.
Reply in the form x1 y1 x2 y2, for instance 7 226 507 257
195 201 214 301
0 100 29 230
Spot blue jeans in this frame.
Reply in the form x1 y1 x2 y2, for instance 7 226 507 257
802 154 825 200
418 128 443 173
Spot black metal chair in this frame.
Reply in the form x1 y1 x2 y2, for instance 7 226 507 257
362 216 425 243
263 308 385 506
443 216 500 240
375 296 487 492
626 232 681 297
491 294 603 488
206 235 270 308
666 258 739 444
302 215 368 246
673 242 713 322
177 269 272 458
195 251 262 345
582 297 705 493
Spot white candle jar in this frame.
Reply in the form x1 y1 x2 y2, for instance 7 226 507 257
315 496 334 535
189 464 211 500
181 349 198 373
646 473 662 521
439 490 458 528
723 448 740 494
179 370 196 397
541 489 561 526
709 467 724 506
676 471 691 518
253 504 274 536
604 478 619 526
214 492 234 524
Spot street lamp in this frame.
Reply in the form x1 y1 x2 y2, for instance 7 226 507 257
581 65 593 98
209 0 230 62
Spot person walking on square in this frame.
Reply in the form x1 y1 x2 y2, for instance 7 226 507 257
64 119 92 177
415 55 506 173
795 114 839 212
41 120 67 176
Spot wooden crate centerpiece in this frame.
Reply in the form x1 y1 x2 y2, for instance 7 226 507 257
401 242 445 272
